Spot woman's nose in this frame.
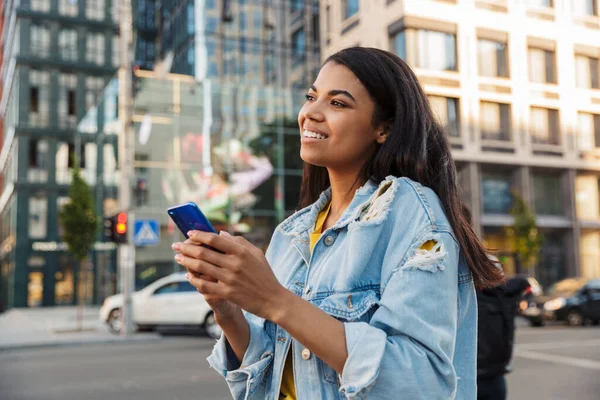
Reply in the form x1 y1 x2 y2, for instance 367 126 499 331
302 101 325 122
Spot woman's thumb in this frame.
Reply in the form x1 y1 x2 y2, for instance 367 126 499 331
219 230 232 237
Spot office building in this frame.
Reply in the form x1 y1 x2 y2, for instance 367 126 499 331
0 0 120 307
322 0 600 285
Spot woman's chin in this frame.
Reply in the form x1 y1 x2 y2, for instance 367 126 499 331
300 152 327 168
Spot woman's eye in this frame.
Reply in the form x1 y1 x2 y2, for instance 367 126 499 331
305 94 315 101
331 100 346 107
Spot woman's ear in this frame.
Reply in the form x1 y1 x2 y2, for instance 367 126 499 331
375 123 391 145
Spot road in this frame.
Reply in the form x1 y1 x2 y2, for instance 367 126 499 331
507 324 600 400
1 325 599 400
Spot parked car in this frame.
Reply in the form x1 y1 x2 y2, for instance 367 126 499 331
99 272 221 338
517 277 545 327
541 278 600 326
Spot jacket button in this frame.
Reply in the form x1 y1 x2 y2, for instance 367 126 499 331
301 348 311 360
324 235 335 246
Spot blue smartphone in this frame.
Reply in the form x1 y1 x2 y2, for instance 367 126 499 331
167 202 217 239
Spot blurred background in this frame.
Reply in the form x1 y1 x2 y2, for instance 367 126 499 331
0 0 599 399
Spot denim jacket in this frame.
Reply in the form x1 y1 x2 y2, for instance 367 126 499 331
207 176 477 400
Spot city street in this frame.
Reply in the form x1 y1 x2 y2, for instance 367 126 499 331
507 324 600 400
1 325 599 400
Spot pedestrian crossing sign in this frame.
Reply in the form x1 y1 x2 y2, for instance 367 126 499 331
133 219 160 246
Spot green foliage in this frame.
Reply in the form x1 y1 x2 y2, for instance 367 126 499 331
59 163 98 262
505 190 544 274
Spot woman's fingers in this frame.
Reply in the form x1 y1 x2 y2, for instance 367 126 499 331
175 253 229 282
187 270 217 282
175 241 226 267
186 272 223 296
186 230 241 254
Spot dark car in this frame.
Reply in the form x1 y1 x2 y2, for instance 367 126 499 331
515 277 545 326
539 278 600 326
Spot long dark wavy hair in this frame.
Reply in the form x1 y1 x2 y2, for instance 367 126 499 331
298 47 503 289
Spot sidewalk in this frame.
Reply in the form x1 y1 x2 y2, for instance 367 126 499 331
0 306 159 351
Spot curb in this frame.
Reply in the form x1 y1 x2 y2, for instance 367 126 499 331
0 334 162 352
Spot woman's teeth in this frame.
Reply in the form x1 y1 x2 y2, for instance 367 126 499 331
303 130 328 140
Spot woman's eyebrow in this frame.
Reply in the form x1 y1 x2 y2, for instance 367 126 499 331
310 85 356 103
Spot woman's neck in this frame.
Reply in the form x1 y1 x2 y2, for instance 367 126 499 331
326 170 365 223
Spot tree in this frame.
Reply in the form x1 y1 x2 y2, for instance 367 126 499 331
59 162 98 330
505 191 544 277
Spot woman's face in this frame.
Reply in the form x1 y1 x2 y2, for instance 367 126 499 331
298 62 387 172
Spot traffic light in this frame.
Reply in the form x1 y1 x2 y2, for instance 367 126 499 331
104 212 128 244
135 178 148 207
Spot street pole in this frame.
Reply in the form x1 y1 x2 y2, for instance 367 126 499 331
118 0 136 337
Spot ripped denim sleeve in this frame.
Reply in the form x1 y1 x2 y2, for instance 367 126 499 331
338 231 460 400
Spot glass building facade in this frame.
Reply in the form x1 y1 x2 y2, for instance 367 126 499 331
0 0 119 308
0 0 321 307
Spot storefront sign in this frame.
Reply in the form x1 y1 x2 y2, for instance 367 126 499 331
31 242 117 252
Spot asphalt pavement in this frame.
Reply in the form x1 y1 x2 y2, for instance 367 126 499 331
0 325 598 400
507 324 600 400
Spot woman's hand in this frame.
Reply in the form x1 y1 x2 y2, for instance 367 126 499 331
172 230 287 321
177 236 240 321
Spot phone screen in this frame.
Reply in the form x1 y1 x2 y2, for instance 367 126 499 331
167 202 217 238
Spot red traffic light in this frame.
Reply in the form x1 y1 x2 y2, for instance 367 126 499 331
117 212 128 224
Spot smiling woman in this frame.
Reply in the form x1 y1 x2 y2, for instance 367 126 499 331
173 47 504 400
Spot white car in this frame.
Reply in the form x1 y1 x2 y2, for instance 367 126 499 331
99 272 221 339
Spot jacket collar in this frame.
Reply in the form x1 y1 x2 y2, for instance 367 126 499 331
279 178 379 237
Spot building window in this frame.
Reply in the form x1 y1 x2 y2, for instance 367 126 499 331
137 0 156 29
112 35 120 67
429 96 460 137
68 91 76 116
482 171 513 214
530 107 560 145
111 0 119 22
572 0 598 17
86 0 105 21
28 140 49 183
59 29 78 61
30 0 51 12
251 9 262 29
292 28 305 60
86 32 106 65
29 70 50 127
187 2 194 34
480 101 511 141
577 112 600 150
59 0 78 16
478 39 509 78
343 0 359 19
575 175 600 220
394 29 457 72
392 31 406 60
29 195 48 239
30 23 50 58
312 14 320 43
291 0 303 12
28 140 48 169
527 0 553 7
187 46 195 70
86 76 105 113
575 55 599 89
533 173 563 215
30 87 39 113
528 47 556 84
58 73 78 128
135 38 155 70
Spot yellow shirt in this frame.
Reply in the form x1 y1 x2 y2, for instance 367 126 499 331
279 202 331 400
